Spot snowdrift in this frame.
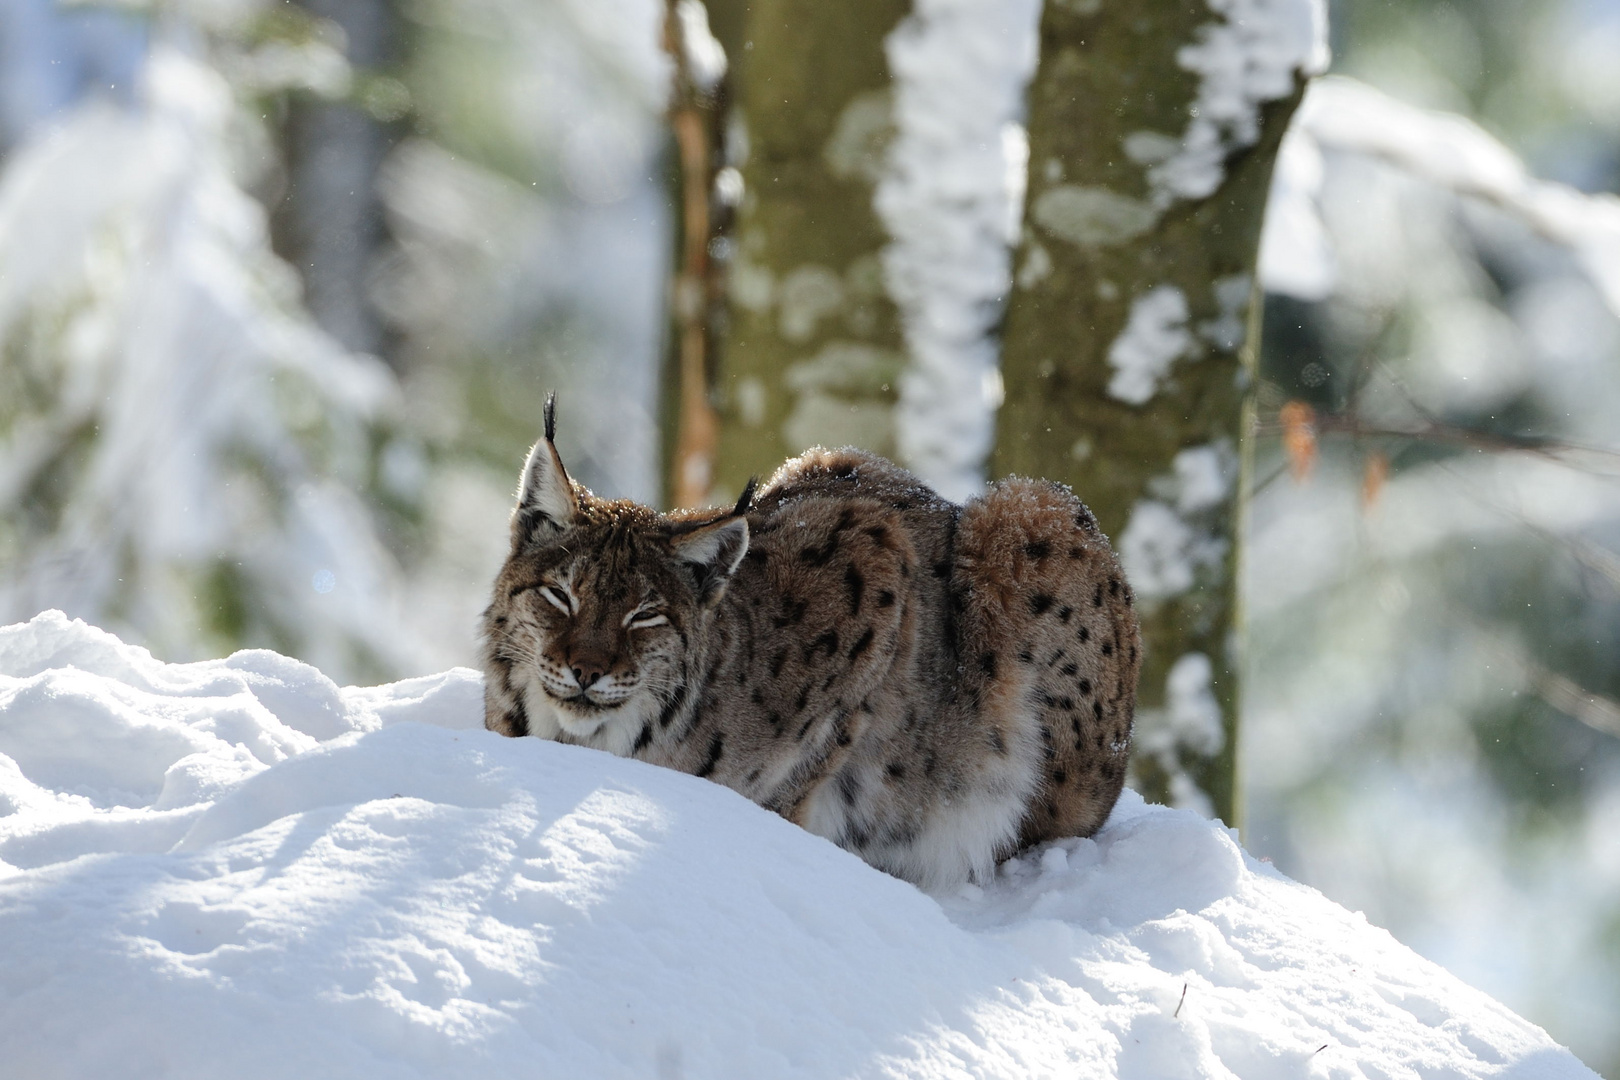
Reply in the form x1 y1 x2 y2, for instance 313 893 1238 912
0 612 1596 1080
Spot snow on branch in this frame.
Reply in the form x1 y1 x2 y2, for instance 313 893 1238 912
0 46 424 678
1262 75 1620 318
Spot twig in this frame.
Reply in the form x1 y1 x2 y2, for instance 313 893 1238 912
1524 526 1620 594
1475 628 1620 742
1253 413 1620 469
1528 664 1620 739
1173 982 1187 1018
1421 455 1620 599
1246 459 1292 499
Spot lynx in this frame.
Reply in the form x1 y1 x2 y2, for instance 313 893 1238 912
481 399 1140 891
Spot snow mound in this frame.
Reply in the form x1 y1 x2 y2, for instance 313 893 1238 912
0 612 1596 1079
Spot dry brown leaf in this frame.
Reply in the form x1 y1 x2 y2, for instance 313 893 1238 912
1280 401 1318 482
1361 451 1389 507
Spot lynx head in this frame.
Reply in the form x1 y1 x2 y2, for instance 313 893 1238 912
480 396 754 753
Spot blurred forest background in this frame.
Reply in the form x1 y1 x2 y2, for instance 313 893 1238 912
0 0 1617 1073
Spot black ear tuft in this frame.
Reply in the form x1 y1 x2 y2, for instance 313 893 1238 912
732 476 758 518
543 391 557 443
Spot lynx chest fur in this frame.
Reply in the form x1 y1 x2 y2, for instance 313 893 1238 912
481 406 1140 891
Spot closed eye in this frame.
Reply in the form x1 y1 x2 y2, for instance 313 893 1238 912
541 585 573 614
625 608 668 629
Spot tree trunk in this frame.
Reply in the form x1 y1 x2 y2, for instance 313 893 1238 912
703 0 913 504
994 1 1309 823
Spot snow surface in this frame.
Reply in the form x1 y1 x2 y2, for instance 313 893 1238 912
0 611 1597 1080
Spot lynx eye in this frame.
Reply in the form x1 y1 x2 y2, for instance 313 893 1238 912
625 606 668 629
540 584 573 615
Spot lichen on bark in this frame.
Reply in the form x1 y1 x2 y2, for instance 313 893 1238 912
704 0 913 503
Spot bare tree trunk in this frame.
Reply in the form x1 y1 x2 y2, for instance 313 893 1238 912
994 1 1309 823
702 0 913 504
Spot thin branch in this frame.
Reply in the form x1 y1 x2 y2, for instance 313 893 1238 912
1527 663 1620 740
1252 414 1620 472
1246 458 1293 499
1434 463 1620 594
1559 535 1620 593
1475 632 1620 743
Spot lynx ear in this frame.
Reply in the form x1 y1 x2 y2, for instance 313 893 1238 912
671 515 750 606
513 393 576 543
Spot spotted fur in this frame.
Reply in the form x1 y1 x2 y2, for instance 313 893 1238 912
481 407 1140 892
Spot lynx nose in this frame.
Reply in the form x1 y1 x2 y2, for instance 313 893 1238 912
565 641 615 694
